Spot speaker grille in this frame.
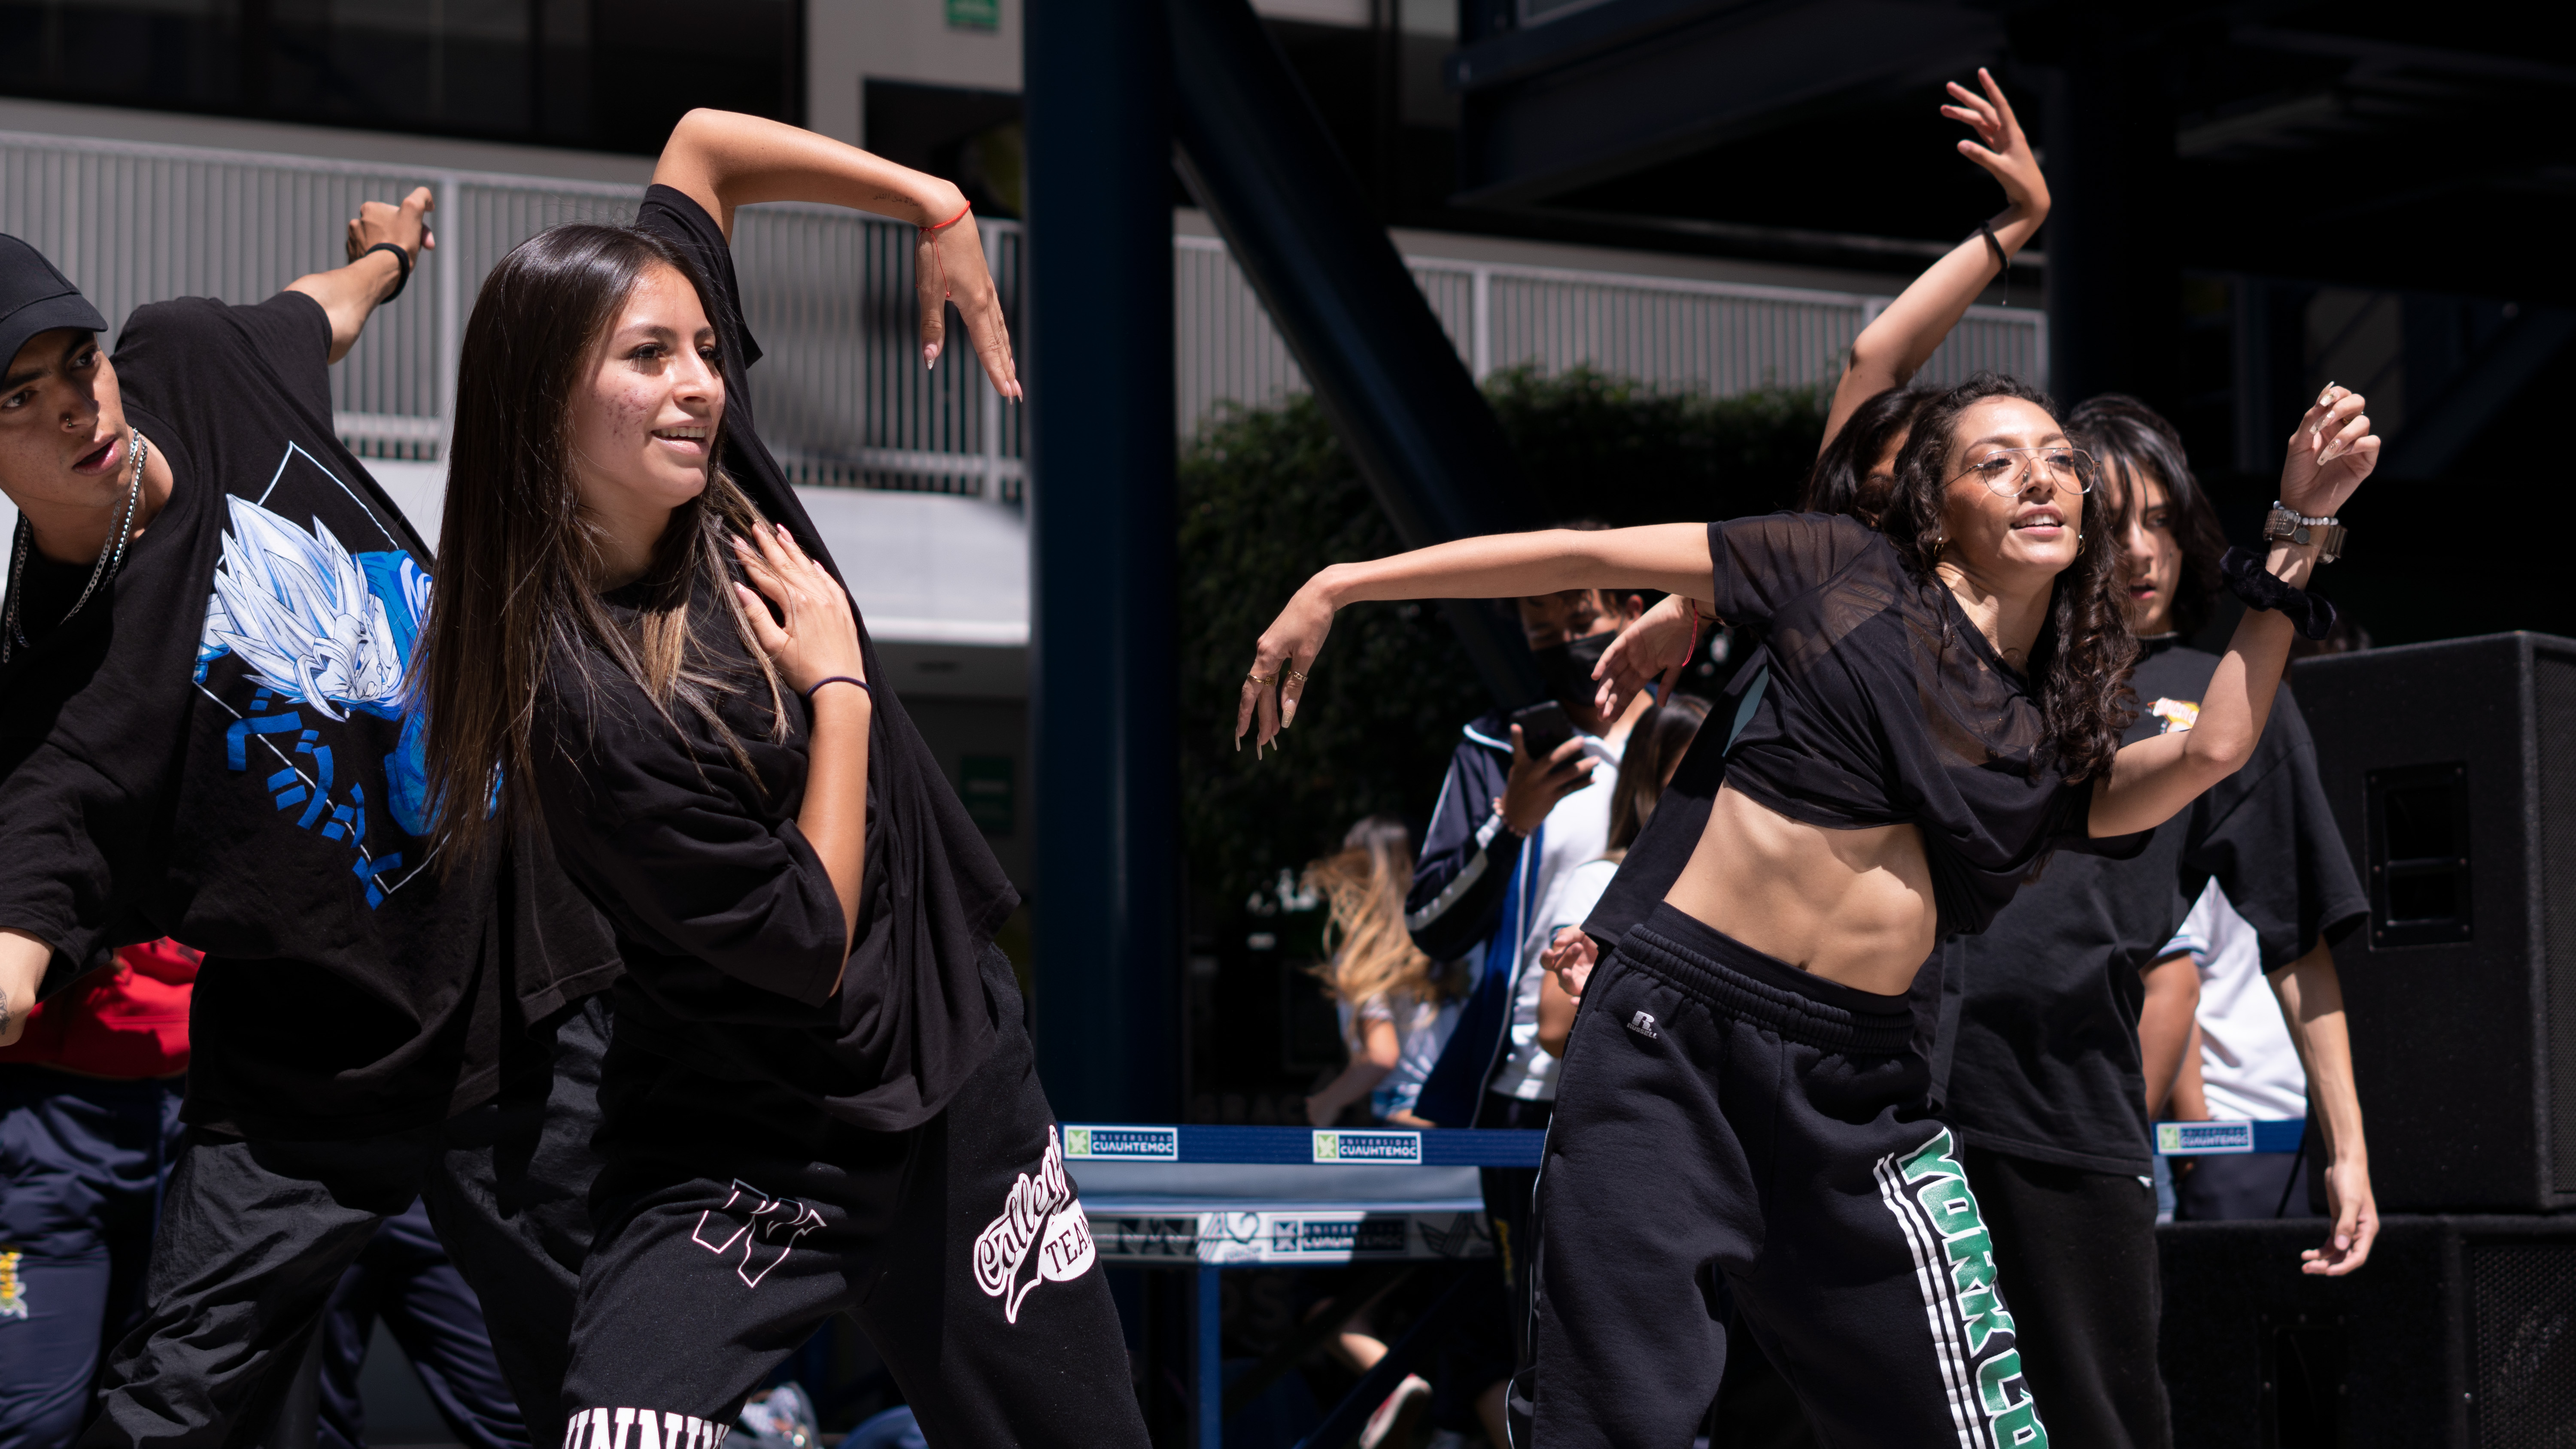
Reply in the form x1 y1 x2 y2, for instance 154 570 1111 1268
2470 1243 2576 1446
2539 649 2576 1197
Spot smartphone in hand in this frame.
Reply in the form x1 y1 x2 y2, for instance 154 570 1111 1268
1511 700 1576 761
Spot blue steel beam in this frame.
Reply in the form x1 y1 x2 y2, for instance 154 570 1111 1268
1024 0 1180 1124
1165 0 1548 709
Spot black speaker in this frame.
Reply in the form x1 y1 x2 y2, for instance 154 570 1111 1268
2160 1215 2576 1447
2293 632 2576 1213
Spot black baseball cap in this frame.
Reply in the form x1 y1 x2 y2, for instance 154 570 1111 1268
0 233 110 373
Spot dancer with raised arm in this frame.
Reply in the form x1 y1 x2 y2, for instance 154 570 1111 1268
414 111 1145 1449
1239 374 2375 1446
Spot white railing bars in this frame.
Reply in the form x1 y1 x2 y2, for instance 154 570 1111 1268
3 128 2047 501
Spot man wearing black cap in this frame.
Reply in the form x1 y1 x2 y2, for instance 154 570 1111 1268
0 195 614 1449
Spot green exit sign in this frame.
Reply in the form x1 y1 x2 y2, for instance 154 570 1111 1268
961 755 1014 835
946 0 999 31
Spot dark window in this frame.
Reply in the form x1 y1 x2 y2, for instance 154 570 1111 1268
862 80 1022 218
0 0 800 155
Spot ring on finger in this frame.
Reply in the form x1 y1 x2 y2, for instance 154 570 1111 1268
1247 672 1276 687
1284 670 1307 687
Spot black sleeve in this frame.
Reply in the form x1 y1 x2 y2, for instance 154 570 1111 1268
2057 778 2153 860
1704 512 1879 628
531 680 850 1006
1405 737 1523 961
2185 687 2369 970
0 733 147 998
635 185 766 373
113 294 334 429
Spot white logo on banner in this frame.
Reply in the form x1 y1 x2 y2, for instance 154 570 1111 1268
973 1126 1098 1323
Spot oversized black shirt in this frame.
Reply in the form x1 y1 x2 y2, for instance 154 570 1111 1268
506 188 1019 1131
1930 638 2368 1176
1584 512 2145 955
0 294 614 1138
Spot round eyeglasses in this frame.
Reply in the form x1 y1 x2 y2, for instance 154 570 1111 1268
1950 446 2096 497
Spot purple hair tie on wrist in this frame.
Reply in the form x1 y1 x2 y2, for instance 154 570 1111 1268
804 675 870 700
2220 546 2336 641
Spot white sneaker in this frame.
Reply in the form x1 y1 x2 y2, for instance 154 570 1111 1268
1360 1373 1434 1449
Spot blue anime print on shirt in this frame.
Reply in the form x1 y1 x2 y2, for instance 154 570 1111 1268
192 446 436 906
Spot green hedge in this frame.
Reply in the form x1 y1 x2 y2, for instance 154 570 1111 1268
1176 367 1826 926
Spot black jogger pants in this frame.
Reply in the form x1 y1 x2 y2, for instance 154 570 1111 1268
1529 904 2047 1449
78 1001 611 1449
558 953 1148 1449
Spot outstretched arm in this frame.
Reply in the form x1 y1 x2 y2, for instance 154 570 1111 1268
2088 386 2379 837
652 108 1019 398
1820 69 2048 450
285 186 434 364
1235 524 1710 750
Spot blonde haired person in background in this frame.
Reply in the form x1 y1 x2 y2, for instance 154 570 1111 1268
1306 815 1466 1130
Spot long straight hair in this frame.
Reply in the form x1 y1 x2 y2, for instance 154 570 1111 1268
1878 372 2138 782
414 223 785 868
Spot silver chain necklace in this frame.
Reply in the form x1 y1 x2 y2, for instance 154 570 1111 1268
3 429 150 667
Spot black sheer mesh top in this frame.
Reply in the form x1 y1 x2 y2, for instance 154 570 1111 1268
1702 512 2142 938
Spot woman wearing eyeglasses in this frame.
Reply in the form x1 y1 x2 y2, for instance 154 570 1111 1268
1235 371 2375 1447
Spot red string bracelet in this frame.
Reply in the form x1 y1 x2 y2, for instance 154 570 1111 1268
917 202 973 320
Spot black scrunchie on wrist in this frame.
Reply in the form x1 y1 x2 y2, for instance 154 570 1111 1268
2221 546 2336 641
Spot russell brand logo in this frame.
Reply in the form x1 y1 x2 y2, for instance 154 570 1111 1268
974 1126 1099 1324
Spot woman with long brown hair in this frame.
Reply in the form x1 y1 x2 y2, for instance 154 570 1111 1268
1238 370 2376 1446
414 113 1145 1449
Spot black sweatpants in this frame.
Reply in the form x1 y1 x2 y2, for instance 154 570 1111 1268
559 960 1148 1449
1959 1147 2169 1449
1530 905 2046 1449
77 1002 609 1449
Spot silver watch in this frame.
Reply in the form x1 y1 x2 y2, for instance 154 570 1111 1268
2263 506 2346 563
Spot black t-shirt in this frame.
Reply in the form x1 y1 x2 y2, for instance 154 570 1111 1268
0 294 614 1138
1584 512 2145 952
511 187 1017 1131
5 549 94 655
1930 638 2368 1176
532 585 933 1117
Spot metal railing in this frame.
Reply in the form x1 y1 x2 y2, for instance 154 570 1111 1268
1176 234 2047 428
0 129 1027 501
4 127 2046 503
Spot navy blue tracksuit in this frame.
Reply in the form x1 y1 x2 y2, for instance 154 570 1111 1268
0 1068 186 1449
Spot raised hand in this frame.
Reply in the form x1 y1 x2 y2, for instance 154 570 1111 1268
916 210 1023 401
1500 726 1598 835
1590 594 1699 721
1236 581 1335 755
731 521 866 694
2278 384 2379 521
343 186 435 285
1941 67 2046 218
